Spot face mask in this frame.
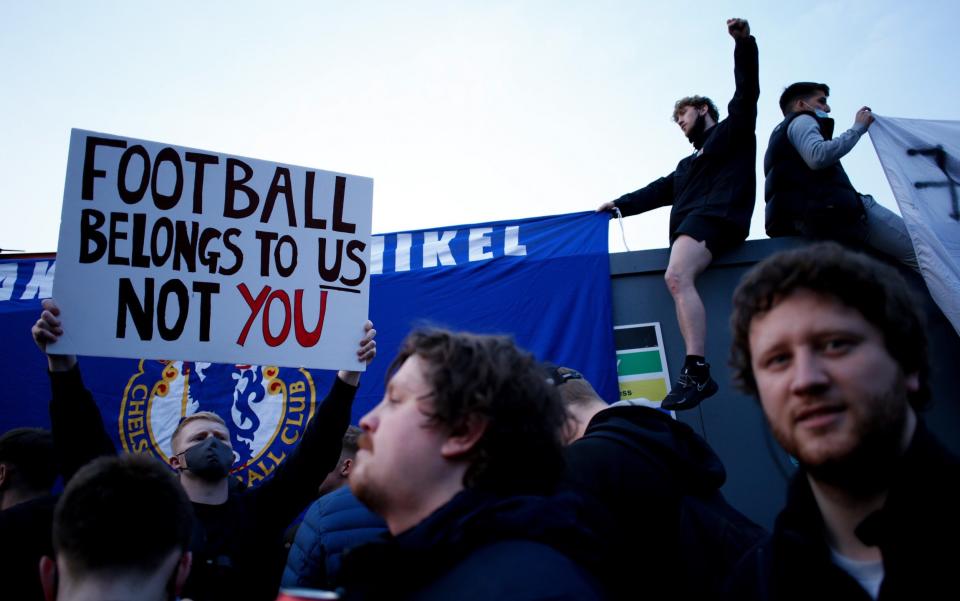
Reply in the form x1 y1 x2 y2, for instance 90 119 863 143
181 437 234 481
686 111 709 149
813 109 830 119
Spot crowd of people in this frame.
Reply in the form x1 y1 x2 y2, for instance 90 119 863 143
1 16 953 601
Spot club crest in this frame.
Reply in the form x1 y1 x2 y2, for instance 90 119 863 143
119 360 316 487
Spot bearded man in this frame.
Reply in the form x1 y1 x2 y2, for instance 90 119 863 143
725 242 960 600
598 17 759 411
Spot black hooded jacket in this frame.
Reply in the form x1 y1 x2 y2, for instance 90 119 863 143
613 35 759 243
564 404 765 600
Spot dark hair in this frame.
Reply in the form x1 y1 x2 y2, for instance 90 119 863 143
0 427 57 494
729 242 930 408
779 82 830 115
53 454 193 574
341 425 363 457
673 95 719 123
388 329 567 495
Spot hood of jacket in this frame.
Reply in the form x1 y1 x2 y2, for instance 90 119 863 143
581 403 727 494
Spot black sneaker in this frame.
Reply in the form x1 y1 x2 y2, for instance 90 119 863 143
661 372 718 411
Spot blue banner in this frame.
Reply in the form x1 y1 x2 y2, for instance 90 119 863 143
0 212 615 486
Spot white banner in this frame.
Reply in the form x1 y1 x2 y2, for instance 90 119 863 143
869 116 960 334
52 129 373 370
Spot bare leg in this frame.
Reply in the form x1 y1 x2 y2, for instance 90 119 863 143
664 235 713 356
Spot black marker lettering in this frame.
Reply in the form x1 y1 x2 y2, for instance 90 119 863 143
224 158 259 218
82 136 126 201
79 208 107 263
262 167 297 227
117 277 154 340
184 152 218 214
117 145 150 204
151 147 184 210
331 176 356 234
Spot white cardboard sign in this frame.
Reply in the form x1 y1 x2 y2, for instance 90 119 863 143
51 129 373 371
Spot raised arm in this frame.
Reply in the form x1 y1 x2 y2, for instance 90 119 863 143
31 299 115 482
725 18 759 131
249 321 377 526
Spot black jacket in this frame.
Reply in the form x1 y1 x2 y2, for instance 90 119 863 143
725 421 960 601
0 366 116 601
335 489 604 600
763 111 865 240
564 404 765 600
614 35 759 242
48 364 358 601
0 495 59 601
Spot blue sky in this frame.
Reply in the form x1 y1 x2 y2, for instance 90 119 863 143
2 0 957 252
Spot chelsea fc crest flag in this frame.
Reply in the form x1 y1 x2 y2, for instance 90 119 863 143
0 211 615 486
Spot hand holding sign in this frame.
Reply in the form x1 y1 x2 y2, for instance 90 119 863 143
31 298 77 372
338 320 377 386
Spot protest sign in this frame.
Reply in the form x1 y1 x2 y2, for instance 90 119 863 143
51 129 373 370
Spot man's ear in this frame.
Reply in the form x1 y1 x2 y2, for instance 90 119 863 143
340 457 353 477
39 556 57 601
168 453 183 471
440 414 489 459
174 552 192 595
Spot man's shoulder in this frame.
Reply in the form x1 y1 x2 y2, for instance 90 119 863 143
894 423 960 514
675 152 696 170
310 488 385 534
722 534 773 600
785 113 818 136
0 494 57 524
575 404 675 452
721 530 857 601
0 494 57 553
913 421 960 462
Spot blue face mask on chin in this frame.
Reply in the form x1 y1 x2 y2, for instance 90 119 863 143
813 109 830 119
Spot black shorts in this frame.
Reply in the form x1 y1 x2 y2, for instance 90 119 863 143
672 215 745 256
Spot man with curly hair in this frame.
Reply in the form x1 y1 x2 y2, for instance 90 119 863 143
598 18 759 411
337 329 603 600
725 242 960 600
